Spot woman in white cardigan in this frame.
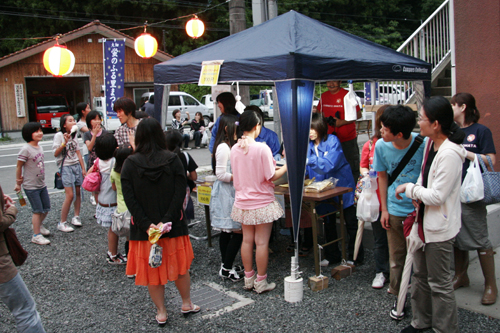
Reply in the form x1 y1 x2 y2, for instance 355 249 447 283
395 96 466 333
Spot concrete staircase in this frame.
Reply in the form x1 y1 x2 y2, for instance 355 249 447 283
431 64 452 100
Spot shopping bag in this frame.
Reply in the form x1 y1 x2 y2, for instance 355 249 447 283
201 130 209 145
460 155 484 203
356 189 379 222
477 154 500 205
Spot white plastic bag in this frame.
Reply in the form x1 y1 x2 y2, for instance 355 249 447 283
201 130 209 145
460 155 484 203
356 184 380 222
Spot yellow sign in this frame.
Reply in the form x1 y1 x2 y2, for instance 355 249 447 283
197 185 212 205
198 60 224 86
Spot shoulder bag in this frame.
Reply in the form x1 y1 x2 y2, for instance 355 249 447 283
82 158 102 192
477 155 500 205
4 228 28 266
388 135 424 186
54 147 67 189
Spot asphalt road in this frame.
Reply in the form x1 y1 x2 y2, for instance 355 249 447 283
0 121 279 197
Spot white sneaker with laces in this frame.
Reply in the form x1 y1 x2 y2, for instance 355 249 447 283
31 234 50 245
320 259 330 267
253 278 276 293
71 216 82 227
40 226 50 236
372 272 386 289
57 222 74 233
90 196 96 206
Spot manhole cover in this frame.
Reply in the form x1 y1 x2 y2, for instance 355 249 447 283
168 282 254 319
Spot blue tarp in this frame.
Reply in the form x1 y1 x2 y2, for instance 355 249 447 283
153 10 431 246
154 11 431 84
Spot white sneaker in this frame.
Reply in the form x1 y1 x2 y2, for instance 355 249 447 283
71 216 82 227
320 259 330 267
40 226 50 236
31 234 50 245
90 196 96 206
57 222 74 233
244 273 257 290
253 278 276 293
372 272 386 289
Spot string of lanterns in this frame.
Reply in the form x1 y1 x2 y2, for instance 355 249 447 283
43 16 205 76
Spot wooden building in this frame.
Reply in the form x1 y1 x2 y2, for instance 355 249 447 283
0 20 172 132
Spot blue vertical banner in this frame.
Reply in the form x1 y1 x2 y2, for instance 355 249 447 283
103 39 125 118
364 82 378 105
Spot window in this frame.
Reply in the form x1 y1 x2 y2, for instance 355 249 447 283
169 95 181 106
182 95 199 106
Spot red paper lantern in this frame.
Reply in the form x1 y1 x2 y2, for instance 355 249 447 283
135 33 158 59
43 44 75 77
186 16 205 39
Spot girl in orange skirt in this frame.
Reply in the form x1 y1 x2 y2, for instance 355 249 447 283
121 118 199 326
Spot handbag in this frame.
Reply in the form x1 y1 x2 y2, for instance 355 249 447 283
4 228 28 266
54 147 67 189
111 210 131 237
460 154 484 203
82 159 102 192
477 155 500 205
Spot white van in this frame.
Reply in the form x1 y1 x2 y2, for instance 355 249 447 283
142 91 210 126
249 89 274 119
200 94 214 119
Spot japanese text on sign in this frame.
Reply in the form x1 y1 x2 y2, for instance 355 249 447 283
15 84 26 117
104 39 125 118
198 60 224 86
197 186 212 205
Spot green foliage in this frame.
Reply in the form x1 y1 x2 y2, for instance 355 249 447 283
0 0 443 59
178 84 211 102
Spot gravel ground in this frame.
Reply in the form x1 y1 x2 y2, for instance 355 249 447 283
1 184 499 332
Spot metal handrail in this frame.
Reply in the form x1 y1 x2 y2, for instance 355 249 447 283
376 0 451 105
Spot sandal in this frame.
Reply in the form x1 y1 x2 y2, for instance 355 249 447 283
286 244 295 253
155 314 168 327
181 303 201 317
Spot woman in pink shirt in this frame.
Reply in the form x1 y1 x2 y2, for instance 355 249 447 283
230 109 287 293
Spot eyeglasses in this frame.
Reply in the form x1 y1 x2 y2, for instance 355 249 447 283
418 115 430 122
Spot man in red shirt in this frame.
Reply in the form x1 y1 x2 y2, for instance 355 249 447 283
317 81 362 183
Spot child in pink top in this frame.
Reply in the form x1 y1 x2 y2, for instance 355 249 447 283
230 108 287 294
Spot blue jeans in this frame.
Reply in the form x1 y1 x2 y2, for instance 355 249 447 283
371 215 389 275
24 187 50 214
0 273 46 333
182 133 190 148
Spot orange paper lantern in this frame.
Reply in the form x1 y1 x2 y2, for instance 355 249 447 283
186 17 205 39
135 33 158 59
43 44 75 77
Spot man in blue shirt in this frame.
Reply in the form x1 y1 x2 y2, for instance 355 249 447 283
247 105 281 160
373 105 425 320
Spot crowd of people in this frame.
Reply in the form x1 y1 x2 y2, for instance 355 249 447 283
0 88 497 332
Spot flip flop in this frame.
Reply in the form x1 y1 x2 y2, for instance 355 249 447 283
298 247 310 257
285 244 295 253
155 314 167 327
181 303 201 317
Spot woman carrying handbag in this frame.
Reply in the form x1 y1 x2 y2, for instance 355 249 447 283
451 92 497 305
395 96 466 333
0 185 46 332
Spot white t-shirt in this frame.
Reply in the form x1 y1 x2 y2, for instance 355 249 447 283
52 132 80 167
77 120 89 155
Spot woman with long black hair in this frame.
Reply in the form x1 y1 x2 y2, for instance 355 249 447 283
121 118 199 326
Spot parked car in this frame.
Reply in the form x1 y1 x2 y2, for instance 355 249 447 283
249 89 274 119
200 94 214 119
378 84 405 105
354 90 365 106
142 91 211 126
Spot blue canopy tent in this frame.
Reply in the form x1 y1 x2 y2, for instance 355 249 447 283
153 10 431 276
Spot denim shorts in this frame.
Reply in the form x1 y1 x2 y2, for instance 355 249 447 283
61 164 83 187
24 187 51 214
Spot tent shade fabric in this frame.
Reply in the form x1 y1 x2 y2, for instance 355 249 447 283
275 79 314 242
154 11 431 85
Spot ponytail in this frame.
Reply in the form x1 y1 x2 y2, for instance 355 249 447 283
447 122 466 144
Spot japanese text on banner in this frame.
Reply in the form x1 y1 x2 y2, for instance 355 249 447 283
104 39 125 118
